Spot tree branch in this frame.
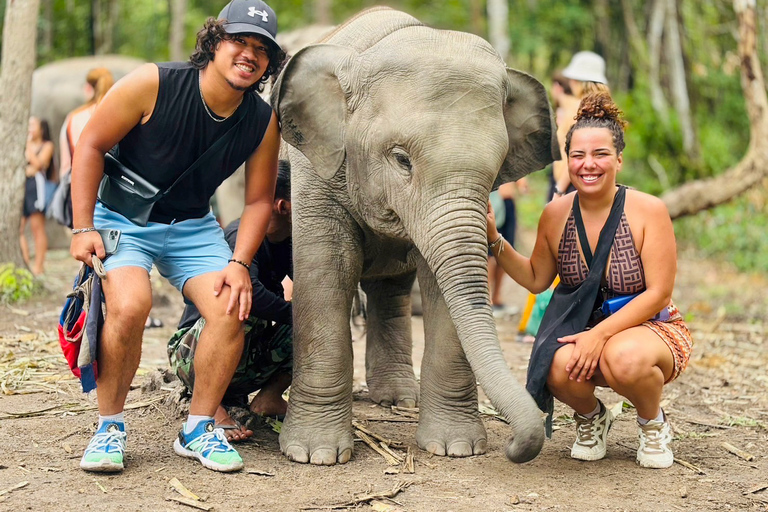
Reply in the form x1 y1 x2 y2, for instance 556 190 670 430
662 0 768 219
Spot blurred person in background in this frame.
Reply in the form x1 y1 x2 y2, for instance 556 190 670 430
21 117 55 275
551 52 610 201
59 68 115 178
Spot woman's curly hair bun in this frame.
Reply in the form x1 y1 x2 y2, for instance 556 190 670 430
576 92 627 130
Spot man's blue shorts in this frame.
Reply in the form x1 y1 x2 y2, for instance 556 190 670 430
93 202 231 295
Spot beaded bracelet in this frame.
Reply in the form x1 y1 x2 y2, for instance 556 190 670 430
488 234 505 255
228 258 250 270
72 227 97 235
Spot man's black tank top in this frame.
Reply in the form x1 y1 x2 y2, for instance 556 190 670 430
114 62 273 223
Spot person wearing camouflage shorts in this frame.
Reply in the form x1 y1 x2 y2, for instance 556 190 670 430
168 160 293 442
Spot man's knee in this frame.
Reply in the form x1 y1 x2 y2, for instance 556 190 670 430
106 294 152 330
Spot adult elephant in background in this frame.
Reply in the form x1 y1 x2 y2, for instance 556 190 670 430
272 7 559 465
31 55 144 158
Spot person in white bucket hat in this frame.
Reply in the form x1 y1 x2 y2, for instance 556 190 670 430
562 51 608 85
551 51 611 199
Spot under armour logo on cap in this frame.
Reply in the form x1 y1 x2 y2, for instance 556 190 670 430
248 6 268 22
217 0 281 51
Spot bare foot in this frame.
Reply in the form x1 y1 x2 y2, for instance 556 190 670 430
214 404 253 442
249 372 291 418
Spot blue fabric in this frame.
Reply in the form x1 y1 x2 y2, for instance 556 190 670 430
94 201 231 295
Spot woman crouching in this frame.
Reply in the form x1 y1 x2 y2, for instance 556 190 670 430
487 93 692 469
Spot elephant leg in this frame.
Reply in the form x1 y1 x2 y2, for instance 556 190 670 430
415 259 487 457
361 274 419 409
279 178 362 466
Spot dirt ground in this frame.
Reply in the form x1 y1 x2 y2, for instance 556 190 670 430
1 243 767 512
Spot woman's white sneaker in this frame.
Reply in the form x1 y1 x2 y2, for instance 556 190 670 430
571 401 613 461
637 412 674 469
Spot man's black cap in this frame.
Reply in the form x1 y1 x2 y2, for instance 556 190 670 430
217 0 281 51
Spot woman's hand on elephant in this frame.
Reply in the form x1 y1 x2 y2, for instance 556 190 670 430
486 201 500 242
214 263 253 321
557 330 608 382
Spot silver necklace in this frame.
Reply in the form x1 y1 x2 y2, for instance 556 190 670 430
198 71 242 123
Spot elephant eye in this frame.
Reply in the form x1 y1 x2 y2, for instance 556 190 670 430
392 149 412 173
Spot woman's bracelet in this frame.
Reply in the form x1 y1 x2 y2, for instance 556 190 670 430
488 234 505 254
228 258 250 270
72 227 96 235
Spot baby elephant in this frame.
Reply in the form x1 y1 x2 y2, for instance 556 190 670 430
272 7 558 465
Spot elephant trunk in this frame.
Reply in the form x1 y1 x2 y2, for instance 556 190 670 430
413 201 545 462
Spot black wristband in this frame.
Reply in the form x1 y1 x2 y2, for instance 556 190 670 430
228 258 250 270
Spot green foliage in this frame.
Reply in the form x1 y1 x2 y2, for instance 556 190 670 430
674 192 768 274
0 264 36 304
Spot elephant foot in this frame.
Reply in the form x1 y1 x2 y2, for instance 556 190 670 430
279 412 355 465
415 415 487 457
367 376 419 409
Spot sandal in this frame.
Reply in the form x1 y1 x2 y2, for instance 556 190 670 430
214 419 253 443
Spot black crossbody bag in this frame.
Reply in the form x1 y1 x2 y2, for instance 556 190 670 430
98 110 245 226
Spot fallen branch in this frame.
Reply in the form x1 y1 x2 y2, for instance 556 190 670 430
356 430 401 465
170 477 201 501
0 481 29 497
674 458 706 475
722 442 755 461
401 447 414 474
352 420 404 448
744 483 768 495
300 481 413 510
360 417 418 423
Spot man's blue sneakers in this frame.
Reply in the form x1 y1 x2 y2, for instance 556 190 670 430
173 419 244 472
80 422 127 472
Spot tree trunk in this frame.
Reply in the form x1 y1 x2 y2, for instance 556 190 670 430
169 0 188 61
314 0 332 26
92 0 118 55
665 0 700 161
487 0 510 62
41 0 53 61
0 0 42 266
647 0 669 122
662 0 768 219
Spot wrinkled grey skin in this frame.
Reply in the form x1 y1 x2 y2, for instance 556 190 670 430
272 7 559 466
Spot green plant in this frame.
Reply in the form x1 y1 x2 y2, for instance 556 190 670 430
0 264 36 304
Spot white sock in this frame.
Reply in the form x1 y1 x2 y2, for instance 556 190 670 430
582 401 602 419
638 409 664 425
184 415 213 435
98 412 125 429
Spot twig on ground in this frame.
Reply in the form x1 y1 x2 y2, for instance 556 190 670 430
300 480 414 510
744 483 768 495
401 447 414 474
169 477 201 501
674 458 706 475
352 420 404 448
722 442 755 461
356 430 401 466
361 417 418 423
0 481 29 497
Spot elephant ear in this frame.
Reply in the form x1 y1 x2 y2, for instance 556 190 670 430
271 44 358 180
496 68 560 188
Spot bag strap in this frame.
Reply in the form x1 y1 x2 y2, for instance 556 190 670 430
574 186 626 280
572 197 593 267
160 107 246 197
